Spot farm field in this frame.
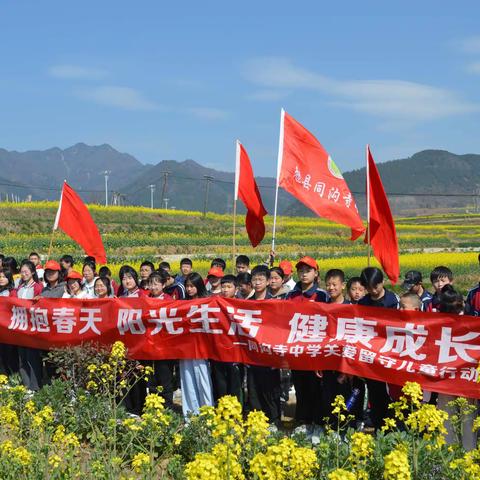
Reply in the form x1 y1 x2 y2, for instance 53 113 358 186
0 202 479 292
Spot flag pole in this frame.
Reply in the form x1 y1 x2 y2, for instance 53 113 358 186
48 181 64 260
366 145 371 266
233 141 240 273
271 108 285 267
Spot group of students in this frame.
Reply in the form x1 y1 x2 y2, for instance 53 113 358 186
0 251 477 444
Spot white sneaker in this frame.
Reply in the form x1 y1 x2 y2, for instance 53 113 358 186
310 425 324 445
293 424 314 436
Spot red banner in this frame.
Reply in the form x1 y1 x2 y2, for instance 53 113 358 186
2 297 480 399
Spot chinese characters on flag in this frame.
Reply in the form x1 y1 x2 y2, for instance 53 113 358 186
277 110 365 240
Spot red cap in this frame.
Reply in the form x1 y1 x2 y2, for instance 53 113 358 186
279 260 293 275
44 260 61 271
295 256 319 271
207 267 225 278
66 271 83 281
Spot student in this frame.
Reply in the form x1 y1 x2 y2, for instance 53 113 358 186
465 254 480 316
98 266 119 296
347 276 366 304
64 271 89 299
268 267 289 299
180 272 214 416
16 260 43 299
42 260 66 298
399 291 422 311
358 267 399 431
29 252 44 282
119 266 144 297
16 261 44 391
3 257 20 287
279 260 296 291
0 269 16 297
426 266 453 312
207 267 224 296
235 255 250 274
286 257 329 433
164 269 186 300
236 272 254 299
402 270 432 311
325 269 349 304
94 276 113 299
220 274 238 299
143 270 175 408
436 285 476 451
176 258 193 285
82 261 97 298
211 274 244 404
59 254 75 278
386 293 423 403
139 261 155 290
159 261 171 273
148 270 172 300
246 265 282 426
0 269 19 376
211 258 226 271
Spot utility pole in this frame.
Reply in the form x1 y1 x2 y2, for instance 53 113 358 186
160 172 170 207
103 171 111 206
203 175 214 217
164 198 169 210
149 184 156 209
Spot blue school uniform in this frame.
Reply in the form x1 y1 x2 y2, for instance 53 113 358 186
286 282 330 303
465 284 480 316
358 289 399 309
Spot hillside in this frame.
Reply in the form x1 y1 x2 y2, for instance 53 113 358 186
0 143 152 202
1 144 479 215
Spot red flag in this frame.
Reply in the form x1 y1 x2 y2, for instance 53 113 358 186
235 141 267 247
278 109 365 240
366 145 399 284
54 181 107 264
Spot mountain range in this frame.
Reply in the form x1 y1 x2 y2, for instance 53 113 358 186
1 144 479 216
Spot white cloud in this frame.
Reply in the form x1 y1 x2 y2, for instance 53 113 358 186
49 64 107 79
243 57 478 121
79 86 158 111
186 107 229 120
466 61 480 74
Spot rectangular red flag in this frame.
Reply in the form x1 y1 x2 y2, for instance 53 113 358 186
54 181 107 264
235 141 267 247
366 145 399 284
277 109 365 240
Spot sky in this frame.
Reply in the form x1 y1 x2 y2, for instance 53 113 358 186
2 1 480 176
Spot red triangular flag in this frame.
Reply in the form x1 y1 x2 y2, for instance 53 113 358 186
235 141 267 247
365 145 399 284
54 181 107 264
278 109 365 240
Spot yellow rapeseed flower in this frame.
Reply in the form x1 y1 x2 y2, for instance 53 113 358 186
13 447 32 466
0 405 19 430
131 452 151 474
349 432 374 459
328 469 356 480
0 375 8 386
383 445 411 480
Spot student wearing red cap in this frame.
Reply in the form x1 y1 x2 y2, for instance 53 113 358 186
286 257 330 434
41 260 67 298
279 260 296 291
63 271 89 299
206 267 224 296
